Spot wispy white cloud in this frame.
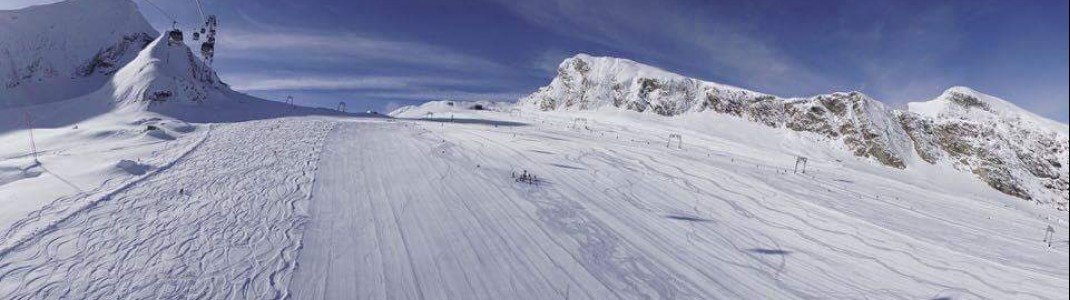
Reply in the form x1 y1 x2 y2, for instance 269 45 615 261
531 49 572 75
224 72 525 105
220 29 509 73
224 74 484 92
214 25 528 105
363 90 527 102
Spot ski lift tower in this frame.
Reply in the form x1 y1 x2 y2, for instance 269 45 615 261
794 156 809 174
570 118 589 130
23 112 39 163
667 133 683 149
1045 225 1055 248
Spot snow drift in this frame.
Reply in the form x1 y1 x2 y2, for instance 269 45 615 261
522 54 1069 209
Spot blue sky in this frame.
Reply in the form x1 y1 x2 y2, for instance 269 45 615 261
6 0 1068 121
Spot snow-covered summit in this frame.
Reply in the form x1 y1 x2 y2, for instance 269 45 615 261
111 35 223 109
104 33 343 123
0 0 156 108
909 86 1069 135
522 54 766 114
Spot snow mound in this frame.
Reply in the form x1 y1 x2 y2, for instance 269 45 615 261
0 0 156 108
0 160 42 187
115 159 151 175
390 100 513 118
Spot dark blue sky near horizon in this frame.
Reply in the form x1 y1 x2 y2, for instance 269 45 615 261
6 0 1068 121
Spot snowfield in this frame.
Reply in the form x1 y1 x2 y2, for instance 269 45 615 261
1 118 333 299
1 105 1068 299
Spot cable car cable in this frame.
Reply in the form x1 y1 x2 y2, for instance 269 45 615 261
140 0 181 27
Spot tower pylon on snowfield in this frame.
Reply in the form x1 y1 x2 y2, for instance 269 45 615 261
570 117 589 130
24 111 39 163
794 156 808 174
1044 225 1055 248
667 133 682 149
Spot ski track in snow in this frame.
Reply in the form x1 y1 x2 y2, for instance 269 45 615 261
0 119 333 299
0 114 1066 299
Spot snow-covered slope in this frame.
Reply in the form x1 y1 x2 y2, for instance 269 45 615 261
2 104 1067 299
0 0 156 108
522 54 1069 209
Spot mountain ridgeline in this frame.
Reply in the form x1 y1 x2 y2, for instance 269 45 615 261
521 54 1069 210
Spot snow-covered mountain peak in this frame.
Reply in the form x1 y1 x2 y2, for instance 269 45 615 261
559 53 761 95
111 35 223 108
1 0 156 108
561 54 691 84
525 53 768 114
908 86 1069 136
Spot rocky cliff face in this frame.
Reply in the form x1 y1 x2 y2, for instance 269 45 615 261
522 54 1069 209
903 87 1069 209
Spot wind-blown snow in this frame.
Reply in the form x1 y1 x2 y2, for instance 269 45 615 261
0 119 334 299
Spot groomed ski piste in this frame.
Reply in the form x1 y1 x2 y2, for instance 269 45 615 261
2 100 1068 298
